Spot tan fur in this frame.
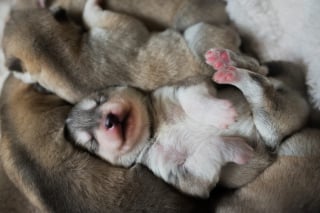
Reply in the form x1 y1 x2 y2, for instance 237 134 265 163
212 128 320 213
49 0 228 30
11 0 42 10
2 1 240 103
0 76 201 212
0 0 312 210
65 59 309 197
0 161 40 212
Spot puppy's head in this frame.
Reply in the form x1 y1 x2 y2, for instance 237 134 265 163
65 87 151 167
3 8 82 82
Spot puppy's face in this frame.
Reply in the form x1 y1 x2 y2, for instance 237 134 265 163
66 87 151 167
3 9 80 82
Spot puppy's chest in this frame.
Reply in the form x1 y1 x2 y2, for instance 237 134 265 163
150 120 209 170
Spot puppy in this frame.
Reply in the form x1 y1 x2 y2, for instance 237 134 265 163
0 76 203 213
65 52 309 198
48 0 228 30
3 0 256 104
0 69 312 211
212 128 320 213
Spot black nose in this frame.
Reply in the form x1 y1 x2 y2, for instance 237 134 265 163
105 114 120 129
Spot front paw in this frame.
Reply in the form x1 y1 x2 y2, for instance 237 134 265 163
206 98 238 129
205 48 233 70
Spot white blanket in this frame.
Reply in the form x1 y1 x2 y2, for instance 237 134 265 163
226 0 320 109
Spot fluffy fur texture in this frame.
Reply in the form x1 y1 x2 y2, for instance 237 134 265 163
226 0 320 109
0 1 10 93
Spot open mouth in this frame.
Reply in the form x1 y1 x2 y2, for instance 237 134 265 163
94 101 138 153
93 92 150 160
104 112 130 143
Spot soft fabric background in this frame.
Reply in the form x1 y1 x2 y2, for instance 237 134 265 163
226 0 320 109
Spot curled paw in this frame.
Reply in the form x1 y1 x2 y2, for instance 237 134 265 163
213 66 238 84
205 48 232 70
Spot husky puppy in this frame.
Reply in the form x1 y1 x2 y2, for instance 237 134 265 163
66 53 309 197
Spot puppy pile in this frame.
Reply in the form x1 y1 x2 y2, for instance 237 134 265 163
0 0 318 212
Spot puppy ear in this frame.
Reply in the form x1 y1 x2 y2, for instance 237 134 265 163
52 7 69 22
5 57 24 72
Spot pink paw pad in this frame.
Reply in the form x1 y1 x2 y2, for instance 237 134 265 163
205 48 231 70
213 67 238 84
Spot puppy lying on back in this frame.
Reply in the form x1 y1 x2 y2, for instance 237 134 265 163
66 51 309 197
0 76 202 213
3 0 260 104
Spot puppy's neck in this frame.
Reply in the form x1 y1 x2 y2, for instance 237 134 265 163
136 87 185 162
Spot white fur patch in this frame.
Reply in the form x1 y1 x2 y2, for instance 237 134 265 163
13 72 36 84
184 23 204 46
75 131 92 144
177 83 236 129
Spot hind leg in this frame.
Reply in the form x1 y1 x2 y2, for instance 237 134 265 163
184 23 241 59
205 48 268 75
210 60 309 148
83 0 145 32
219 67 309 148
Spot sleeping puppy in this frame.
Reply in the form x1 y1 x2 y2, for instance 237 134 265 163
65 54 310 198
3 0 261 104
0 67 312 212
48 0 228 30
212 128 320 213
0 76 203 213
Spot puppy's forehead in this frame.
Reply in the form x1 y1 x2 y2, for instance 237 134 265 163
77 86 143 111
76 91 112 111
96 86 131 99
